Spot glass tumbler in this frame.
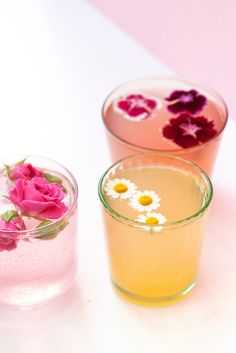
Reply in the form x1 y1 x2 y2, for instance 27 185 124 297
99 153 213 305
102 76 228 176
0 155 78 307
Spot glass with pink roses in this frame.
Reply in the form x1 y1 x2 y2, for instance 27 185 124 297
102 77 228 176
0 155 78 307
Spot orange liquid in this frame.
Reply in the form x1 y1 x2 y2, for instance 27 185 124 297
103 165 208 304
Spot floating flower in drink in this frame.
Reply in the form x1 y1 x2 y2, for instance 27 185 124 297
128 190 161 212
113 93 161 121
165 89 207 114
104 178 137 200
137 212 167 232
162 113 217 148
0 156 78 307
9 177 68 219
0 158 73 251
0 210 26 252
9 163 42 181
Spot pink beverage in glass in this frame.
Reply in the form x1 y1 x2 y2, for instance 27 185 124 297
0 156 78 307
102 77 228 176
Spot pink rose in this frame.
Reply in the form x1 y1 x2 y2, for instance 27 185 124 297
10 163 42 181
9 177 68 219
0 215 26 252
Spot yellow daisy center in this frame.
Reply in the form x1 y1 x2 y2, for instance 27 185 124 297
145 217 159 225
114 183 128 193
139 195 153 206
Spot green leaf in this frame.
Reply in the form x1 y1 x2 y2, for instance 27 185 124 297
4 164 12 179
36 219 69 240
57 221 69 232
36 220 52 228
1 210 19 222
43 172 67 193
15 158 27 166
44 172 62 185
62 186 68 194
4 158 27 179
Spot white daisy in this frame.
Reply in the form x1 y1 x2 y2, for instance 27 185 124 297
137 212 167 232
104 178 137 200
128 190 161 212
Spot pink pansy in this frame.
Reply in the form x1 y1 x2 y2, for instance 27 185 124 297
165 89 207 115
113 93 160 121
162 113 217 148
11 163 42 181
9 177 68 219
0 214 26 252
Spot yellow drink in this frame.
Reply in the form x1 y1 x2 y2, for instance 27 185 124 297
99 154 212 305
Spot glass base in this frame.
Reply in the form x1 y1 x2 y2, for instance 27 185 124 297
112 280 196 307
0 271 76 309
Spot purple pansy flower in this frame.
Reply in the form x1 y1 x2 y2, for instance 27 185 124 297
165 89 207 114
113 93 160 121
162 113 217 148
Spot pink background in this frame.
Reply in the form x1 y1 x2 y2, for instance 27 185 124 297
89 0 235 120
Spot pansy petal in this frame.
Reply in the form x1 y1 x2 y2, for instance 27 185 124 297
117 100 131 112
197 127 217 142
167 102 185 114
165 90 185 101
127 94 144 99
145 98 157 109
113 93 159 121
162 113 217 148
174 134 199 148
166 89 207 114
162 124 179 139
129 106 148 117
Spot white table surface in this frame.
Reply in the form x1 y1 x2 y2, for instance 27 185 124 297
0 1 236 352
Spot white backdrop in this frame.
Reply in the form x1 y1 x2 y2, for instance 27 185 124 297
0 1 235 352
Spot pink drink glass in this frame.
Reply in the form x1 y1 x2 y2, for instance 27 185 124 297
0 156 78 307
102 77 228 176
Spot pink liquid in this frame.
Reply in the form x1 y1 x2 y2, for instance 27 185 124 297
0 167 77 307
103 78 227 175
0 215 77 306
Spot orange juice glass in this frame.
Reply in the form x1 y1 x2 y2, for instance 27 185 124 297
98 153 213 305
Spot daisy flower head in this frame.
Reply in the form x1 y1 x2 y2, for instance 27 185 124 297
137 212 167 232
128 190 160 212
104 178 137 200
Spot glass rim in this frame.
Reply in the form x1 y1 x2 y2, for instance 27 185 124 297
0 154 78 237
101 75 228 154
98 152 213 230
